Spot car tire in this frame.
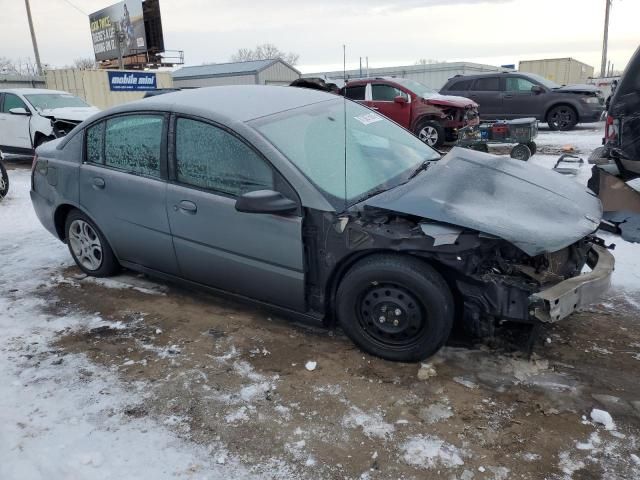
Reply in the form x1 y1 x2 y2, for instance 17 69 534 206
64 210 119 277
0 160 8 199
526 141 537 155
415 120 445 148
546 105 578 131
511 143 532 161
336 254 454 362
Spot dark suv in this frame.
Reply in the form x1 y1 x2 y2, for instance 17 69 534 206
440 72 604 131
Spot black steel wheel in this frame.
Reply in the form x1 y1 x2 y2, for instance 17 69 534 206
0 160 8 199
546 105 578 131
336 254 454 362
510 143 532 161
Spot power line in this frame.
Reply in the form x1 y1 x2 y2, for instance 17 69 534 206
57 0 87 16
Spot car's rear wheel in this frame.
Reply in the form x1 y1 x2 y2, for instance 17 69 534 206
415 120 445 148
65 210 119 277
336 254 454 362
0 161 8 199
547 105 578 131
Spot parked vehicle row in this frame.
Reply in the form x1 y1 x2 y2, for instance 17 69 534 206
30 85 614 362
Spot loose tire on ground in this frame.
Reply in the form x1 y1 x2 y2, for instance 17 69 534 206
511 143 532 161
415 120 445 148
64 210 119 277
336 254 454 362
546 105 578 131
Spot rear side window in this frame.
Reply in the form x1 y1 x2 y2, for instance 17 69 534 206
86 122 105 164
2 93 28 112
472 77 501 91
372 84 408 101
104 115 164 177
447 79 472 91
344 85 366 100
175 118 274 196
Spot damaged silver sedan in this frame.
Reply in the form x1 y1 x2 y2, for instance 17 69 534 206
30 85 614 362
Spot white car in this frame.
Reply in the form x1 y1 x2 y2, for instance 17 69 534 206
0 89 99 155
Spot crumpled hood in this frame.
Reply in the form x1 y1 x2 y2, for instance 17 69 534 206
364 147 602 256
553 84 600 94
39 106 100 123
422 93 478 108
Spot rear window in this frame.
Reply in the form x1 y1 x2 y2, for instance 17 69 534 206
472 77 501 91
447 79 472 91
344 85 366 100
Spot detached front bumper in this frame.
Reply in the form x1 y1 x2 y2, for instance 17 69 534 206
530 245 614 323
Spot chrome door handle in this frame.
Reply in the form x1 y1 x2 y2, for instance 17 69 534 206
92 177 105 189
177 200 197 214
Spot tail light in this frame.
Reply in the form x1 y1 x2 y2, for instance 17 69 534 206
605 115 618 143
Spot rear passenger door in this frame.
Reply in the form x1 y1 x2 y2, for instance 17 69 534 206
468 77 503 120
166 116 305 311
79 113 179 275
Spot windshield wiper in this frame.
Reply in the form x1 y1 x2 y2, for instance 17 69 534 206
407 159 433 180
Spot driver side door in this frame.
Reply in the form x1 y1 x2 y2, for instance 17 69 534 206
166 116 305 311
367 83 411 128
503 76 546 117
0 93 32 150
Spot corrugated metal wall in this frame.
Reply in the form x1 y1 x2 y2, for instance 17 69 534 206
173 74 256 88
0 75 45 89
45 69 173 109
258 61 300 85
304 62 505 89
519 58 594 85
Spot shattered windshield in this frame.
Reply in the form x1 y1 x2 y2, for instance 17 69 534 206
24 93 89 111
524 73 561 89
392 78 438 97
253 98 439 210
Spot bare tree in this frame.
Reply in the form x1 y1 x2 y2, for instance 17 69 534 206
231 43 299 66
0 57 41 75
73 57 97 70
415 58 443 65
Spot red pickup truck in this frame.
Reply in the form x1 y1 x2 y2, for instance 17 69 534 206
342 77 479 148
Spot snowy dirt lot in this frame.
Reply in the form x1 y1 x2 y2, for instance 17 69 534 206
2 123 640 479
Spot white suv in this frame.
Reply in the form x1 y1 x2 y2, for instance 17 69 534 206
0 89 99 154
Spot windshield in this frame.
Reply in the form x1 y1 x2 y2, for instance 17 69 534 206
523 73 561 89
391 78 438 97
24 93 89 110
252 98 440 210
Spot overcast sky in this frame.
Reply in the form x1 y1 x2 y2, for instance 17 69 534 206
1 0 638 74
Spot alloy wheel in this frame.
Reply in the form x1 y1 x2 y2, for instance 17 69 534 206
418 126 439 146
68 219 103 271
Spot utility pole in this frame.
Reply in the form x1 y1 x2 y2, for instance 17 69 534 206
600 0 612 77
24 0 43 76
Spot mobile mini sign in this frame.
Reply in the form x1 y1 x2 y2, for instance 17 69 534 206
108 71 157 91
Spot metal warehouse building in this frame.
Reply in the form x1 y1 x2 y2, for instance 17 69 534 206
172 59 300 88
304 61 506 90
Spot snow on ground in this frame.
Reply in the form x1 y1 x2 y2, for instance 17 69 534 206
0 170 265 479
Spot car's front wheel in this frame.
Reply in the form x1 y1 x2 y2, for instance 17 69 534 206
0 160 8 199
547 105 578 131
65 210 119 277
415 120 445 148
336 254 454 362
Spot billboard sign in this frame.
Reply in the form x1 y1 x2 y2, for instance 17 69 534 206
108 71 157 91
89 1 147 62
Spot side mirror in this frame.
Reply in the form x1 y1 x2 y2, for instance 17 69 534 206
531 85 544 95
394 95 408 104
9 107 30 116
235 190 298 215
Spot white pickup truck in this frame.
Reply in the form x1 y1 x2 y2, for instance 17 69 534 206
0 88 99 155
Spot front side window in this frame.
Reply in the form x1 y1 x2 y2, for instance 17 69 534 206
175 118 274 196
372 84 407 101
2 93 28 113
104 115 163 177
472 77 501 91
449 79 472 91
506 77 537 92
344 85 366 101
253 98 439 209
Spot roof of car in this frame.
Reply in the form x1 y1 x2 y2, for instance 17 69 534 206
0 88 70 95
107 85 337 122
447 72 530 81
